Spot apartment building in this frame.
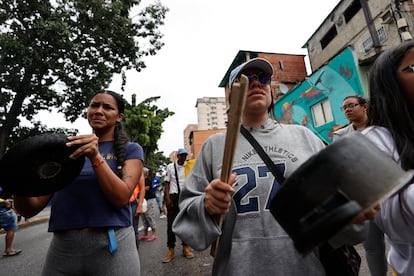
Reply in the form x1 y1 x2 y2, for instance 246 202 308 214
275 0 414 144
304 0 414 72
182 97 227 160
196 97 227 130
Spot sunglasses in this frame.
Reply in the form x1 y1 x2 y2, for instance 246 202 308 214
340 103 361 111
402 64 414 72
235 72 271 86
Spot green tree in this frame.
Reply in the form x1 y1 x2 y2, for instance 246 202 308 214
7 121 78 148
146 151 171 174
0 0 168 156
124 94 173 172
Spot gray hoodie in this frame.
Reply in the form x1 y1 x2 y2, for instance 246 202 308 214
173 119 327 276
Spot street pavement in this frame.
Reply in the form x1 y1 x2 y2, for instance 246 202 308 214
1 206 393 275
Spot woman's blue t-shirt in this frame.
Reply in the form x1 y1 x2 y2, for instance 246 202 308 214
48 141 144 231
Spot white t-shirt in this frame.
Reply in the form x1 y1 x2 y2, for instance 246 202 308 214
164 161 186 194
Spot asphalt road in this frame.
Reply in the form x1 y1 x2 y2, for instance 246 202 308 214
138 214 392 275
0 208 393 275
0 209 213 276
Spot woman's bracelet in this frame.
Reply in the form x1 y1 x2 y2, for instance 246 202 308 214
92 158 105 168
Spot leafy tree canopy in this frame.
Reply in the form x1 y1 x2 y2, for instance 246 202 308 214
0 0 168 156
124 94 174 173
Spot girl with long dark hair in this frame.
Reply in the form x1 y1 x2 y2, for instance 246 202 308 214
363 41 414 276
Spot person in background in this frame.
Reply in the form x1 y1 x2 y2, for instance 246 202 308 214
160 190 167 219
362 41 414 276
139 167 157 242
172 58 329 275
0 187 22 257
14 90 144 275
333 94 369 141
130 169 146 250
162 148 194 263
333 94 388 276
151 171 163 216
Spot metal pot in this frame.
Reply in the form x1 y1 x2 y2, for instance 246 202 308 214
270 132 413 254
0 133 85 197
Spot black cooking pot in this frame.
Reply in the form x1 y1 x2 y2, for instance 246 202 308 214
270 132 413 254
0 133 85 197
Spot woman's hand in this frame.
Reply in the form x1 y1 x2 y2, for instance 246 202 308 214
66 134 101 161
205 173 236 216
136 203 143 216
352 203 381 224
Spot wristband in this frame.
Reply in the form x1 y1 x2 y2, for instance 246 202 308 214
92 159 105 168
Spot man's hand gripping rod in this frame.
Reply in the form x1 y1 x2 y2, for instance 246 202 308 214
210 74 248 257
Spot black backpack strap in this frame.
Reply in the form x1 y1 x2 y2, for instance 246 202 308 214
240 125 285 183
173 162 181 194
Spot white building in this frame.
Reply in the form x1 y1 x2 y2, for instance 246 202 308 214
195 97 227 130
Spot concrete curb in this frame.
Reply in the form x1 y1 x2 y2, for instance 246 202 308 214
18 217 50 229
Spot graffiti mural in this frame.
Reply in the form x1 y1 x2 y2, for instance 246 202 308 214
274 47 365 144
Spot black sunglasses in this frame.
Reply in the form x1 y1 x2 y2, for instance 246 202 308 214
235 72 271 86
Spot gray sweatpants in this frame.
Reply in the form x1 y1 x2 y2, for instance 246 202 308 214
42 226 140 276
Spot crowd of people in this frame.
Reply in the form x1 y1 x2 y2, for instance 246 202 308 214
2 41 414 276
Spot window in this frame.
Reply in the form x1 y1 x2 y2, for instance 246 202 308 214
343 0 361 23
311 99 333 127
362 26 387 53
320 26 338 49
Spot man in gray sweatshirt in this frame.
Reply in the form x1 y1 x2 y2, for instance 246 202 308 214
173 58 330 275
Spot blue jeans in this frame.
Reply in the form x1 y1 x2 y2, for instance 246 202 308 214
0 209 18 231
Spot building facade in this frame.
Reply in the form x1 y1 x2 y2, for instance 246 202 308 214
219 50 308 96
189 50 310 160
275 47 364 144
304 0 414 72
276 0 414 144
189 128 226 159
183 124 198 159
196 97 227 130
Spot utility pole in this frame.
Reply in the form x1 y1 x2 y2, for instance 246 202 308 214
359 0 382 53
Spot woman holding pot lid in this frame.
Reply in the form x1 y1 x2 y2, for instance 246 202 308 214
14 90 144 275
362 41 414 276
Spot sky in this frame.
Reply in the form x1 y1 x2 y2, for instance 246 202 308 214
41 0 340 157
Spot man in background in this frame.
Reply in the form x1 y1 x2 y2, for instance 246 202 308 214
162 148 194 263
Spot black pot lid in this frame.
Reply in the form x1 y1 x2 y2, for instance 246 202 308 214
0 133 85 196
